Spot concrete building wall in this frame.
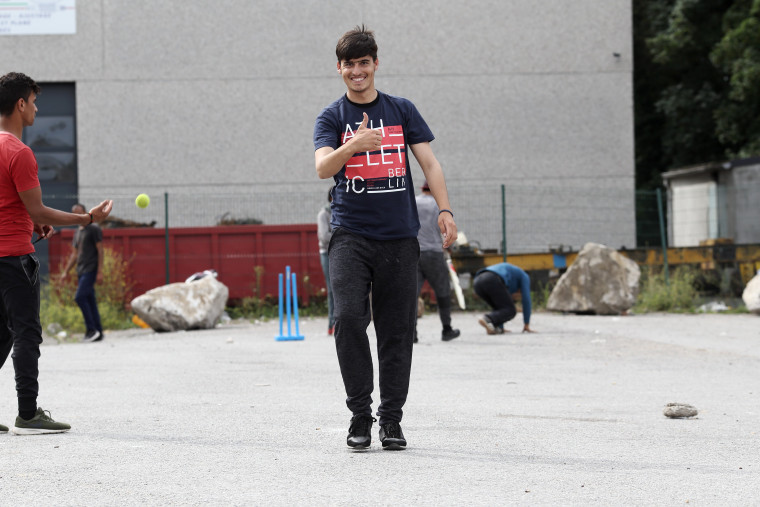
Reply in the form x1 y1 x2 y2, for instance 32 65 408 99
1 0 635 253
727 163 760 244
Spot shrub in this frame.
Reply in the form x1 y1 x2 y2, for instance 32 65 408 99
226 270 327 320
530 280 555 310
635 266 699 313
227 295 280 320
40 246 136 337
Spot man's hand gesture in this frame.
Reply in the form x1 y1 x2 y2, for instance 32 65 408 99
89 200 114 224
350 113 383 153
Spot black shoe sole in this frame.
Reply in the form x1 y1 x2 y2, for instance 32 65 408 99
381 441 406 450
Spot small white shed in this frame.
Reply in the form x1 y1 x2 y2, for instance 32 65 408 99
662 157 760 247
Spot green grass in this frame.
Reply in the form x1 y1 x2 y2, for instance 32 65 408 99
634 266 700 313
717 305 750 314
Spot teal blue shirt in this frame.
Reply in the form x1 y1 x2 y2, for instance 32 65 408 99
483 263 531 325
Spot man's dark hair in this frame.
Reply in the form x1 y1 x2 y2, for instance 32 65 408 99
336 25 377 63
0 72 40 117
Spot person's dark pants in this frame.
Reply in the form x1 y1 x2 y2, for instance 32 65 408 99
328 228 419 426
75 271 102 334
0 254 43 415
319 252 335 329
473 270 516 327
416 250 452 329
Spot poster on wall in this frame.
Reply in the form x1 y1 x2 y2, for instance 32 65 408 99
0 1 76 35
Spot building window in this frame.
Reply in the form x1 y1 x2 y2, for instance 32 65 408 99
22 82 77 276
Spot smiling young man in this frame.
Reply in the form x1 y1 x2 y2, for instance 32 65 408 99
314 26 457 450
0 72 113 434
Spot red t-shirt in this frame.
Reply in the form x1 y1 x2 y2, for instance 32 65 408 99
0 132 40 257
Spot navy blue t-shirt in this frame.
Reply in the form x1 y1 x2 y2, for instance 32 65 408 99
313 91 434 240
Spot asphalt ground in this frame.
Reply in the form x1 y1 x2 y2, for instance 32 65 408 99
0 311 758 505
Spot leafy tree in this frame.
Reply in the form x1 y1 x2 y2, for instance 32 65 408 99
633 0 760 188
710 0 760 157
633 0 677 189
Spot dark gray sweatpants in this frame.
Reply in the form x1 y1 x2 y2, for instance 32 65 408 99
328 228 419 426
416 250 452 328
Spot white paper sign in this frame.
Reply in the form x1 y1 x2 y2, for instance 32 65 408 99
0 1 76 35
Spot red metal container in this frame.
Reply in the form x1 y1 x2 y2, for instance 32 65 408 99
47 224 323 304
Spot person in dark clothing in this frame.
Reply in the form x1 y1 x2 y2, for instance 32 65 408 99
60 203 105 342
317 188 335 335
473 263 536 334
314 26 457 450
415 180 460 343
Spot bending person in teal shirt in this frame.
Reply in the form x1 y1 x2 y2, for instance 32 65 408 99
473 263 536 334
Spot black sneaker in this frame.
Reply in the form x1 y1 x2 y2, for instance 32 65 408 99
347 415 375 449
442 328 460 341
379 422 407 450
82 330 102 343
413 330 418 344
0 423 8 433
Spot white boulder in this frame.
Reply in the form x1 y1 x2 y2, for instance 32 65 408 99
131 276 229 332
742 271 760 314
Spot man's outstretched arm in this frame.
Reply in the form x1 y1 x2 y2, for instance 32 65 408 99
19 186 113 226
410 142 457 248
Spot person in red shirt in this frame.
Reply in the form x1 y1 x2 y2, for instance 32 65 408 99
0 72 113 435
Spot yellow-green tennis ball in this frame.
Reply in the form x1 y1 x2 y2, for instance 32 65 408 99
135 193 150 208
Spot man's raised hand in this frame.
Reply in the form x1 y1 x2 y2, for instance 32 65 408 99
89 200 114 223
351 112 383 153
